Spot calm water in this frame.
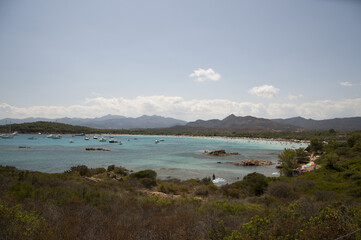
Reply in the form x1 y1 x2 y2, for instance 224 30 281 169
0 134 307 183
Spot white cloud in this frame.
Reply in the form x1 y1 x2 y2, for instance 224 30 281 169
249 85 279 98
339 81 361 87
1 96 361 121
189 68 221 82
288 94 304 100
339 81 353 87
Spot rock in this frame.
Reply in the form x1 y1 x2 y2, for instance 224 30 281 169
203 149 239 156
231 159 274 166
84 176 103 183
85 148 110 151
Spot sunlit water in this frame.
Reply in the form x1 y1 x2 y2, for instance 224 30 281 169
0 134 307 183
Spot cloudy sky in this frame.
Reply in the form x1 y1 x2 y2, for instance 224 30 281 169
1 0 360 121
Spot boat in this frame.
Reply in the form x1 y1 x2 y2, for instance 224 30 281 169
84 136 90 140
52 134 62 139
93 136 98 139
69 139 74 143
99 137 106 142
1 122 16 139
159 139 165 142
155 140 160 144
118 141 122 145
47 134 53 138
28 137 36 140
109 138 118 143
75 133 85 136
212 178 226 184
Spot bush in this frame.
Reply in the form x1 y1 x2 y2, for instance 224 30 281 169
107 165 115 171
70 165 90 176
130 169 157 180
242 172 268 196
267 181 294 199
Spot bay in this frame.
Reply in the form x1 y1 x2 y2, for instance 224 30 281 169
0 134 307 183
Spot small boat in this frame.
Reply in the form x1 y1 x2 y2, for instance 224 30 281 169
155 140 160 144
28 137 36 140
99 137 106 142
75 133 85 136
84 136 90 140
47 134 54 138
69 139 74 143
212 178 226 184
118 141 122 145
159 139 165 142
109 138 118 143
52 134 62 139
1 134 14 139
93 136 98 139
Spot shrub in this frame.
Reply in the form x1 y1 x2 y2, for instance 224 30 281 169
70 165 90 176
107 165 115 171
242 172 268 196
130 169 157 180
267 181 294 199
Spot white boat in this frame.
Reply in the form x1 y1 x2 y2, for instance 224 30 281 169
155 140 160 144
52 134 62 139
93 136 98 139
212 178 226 184
99 137 106 142
1 122 16 139
47 134 53 138
1 133 14 139
69 139 74 143
84 136 90 140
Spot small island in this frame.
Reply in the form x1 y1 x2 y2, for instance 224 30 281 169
203 149 239 156
230 159 274 166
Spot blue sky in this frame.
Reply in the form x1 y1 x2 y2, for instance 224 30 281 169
0 0 360 121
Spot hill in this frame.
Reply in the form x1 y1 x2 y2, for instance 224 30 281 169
0 115 187 129
272 116 361 131
186 114 300 131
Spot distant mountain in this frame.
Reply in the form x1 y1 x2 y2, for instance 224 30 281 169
186 114 300 131
0 115 187 129
272 116 361 131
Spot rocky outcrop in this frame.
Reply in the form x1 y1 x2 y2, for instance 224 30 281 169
231 159 274 166
85 148 111 151
203 149 239 156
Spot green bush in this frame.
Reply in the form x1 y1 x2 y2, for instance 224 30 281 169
242 172 268 196
130 169 157 180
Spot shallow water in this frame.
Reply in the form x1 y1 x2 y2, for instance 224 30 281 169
0 134 307 183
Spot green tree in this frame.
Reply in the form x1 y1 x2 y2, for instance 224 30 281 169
309 138 323 152
242 172 268 196
278 148 299 177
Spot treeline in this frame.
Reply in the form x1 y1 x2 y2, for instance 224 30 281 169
1 121 360 141
1 134 361 239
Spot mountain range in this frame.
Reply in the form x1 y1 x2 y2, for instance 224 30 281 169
1 114 361 131
0 115 187 129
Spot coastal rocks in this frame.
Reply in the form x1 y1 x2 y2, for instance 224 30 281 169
203 149 239 156
84 176 103 183
85 148 110 151
231 159 274 166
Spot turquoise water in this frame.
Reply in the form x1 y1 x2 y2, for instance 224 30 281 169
0 134 307 183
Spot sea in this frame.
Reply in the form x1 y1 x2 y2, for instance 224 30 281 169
0 134 308 183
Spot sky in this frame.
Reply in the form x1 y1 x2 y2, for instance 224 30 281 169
0 0 361 121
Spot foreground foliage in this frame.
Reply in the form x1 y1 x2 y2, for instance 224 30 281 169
0 135 361 239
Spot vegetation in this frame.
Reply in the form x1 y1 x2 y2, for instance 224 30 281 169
1 135 361 239
1 121 360 142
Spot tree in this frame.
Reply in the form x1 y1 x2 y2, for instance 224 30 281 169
278 149 299 177
309 138 323 152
